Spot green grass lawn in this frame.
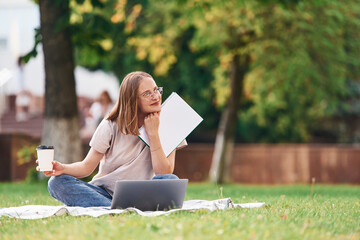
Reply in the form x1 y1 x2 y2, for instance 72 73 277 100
0 181 359 240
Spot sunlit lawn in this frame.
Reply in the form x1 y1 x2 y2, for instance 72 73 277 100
0 181 359 240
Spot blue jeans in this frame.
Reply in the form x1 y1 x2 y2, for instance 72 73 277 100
48 174 179 207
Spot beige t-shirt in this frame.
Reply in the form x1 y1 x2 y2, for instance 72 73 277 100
89 119 187 196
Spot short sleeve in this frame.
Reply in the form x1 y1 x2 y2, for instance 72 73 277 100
176 139 188 150
89 119 113 154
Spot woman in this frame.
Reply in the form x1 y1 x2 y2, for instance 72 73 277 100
82 90 114 135
93 90 113 123
37 71 186 207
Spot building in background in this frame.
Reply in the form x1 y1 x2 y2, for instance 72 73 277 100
0 0 119 137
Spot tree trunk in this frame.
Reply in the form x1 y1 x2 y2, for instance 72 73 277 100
39 0 82 164
209 54 250 184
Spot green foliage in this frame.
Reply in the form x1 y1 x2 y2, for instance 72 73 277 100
135 0 359 143
242 0 360 142
25 0 360 142
126 0 360 142
25 168 48 183
17 145 38 165
69 0 220 134
21 28 41 64
17 145 47 183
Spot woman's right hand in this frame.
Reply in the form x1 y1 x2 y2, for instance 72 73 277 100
36 160 65 177
144 112 160 138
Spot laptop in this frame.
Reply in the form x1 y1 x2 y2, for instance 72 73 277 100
111 179 188 211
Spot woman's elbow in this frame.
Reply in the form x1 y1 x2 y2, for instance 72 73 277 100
153 166 174 175
81 162 97 177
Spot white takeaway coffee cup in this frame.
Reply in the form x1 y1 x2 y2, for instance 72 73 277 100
36 145 54 171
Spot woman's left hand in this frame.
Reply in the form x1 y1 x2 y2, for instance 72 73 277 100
144 112 160 137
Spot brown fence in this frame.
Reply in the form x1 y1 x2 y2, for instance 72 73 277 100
173 144 360 184
0 133 38 182
1 133 359 184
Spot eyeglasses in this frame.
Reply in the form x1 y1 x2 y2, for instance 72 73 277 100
140 87 163 99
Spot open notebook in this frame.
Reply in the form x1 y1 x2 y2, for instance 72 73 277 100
138 92 203 157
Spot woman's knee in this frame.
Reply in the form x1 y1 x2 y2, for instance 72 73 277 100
152 174 179 180
48 175 75 195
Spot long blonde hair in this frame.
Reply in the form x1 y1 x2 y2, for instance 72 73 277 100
107 71 152 135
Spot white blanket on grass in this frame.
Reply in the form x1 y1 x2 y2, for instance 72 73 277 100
0 198 265 219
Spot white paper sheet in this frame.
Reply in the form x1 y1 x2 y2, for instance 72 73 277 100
138 92 203 157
